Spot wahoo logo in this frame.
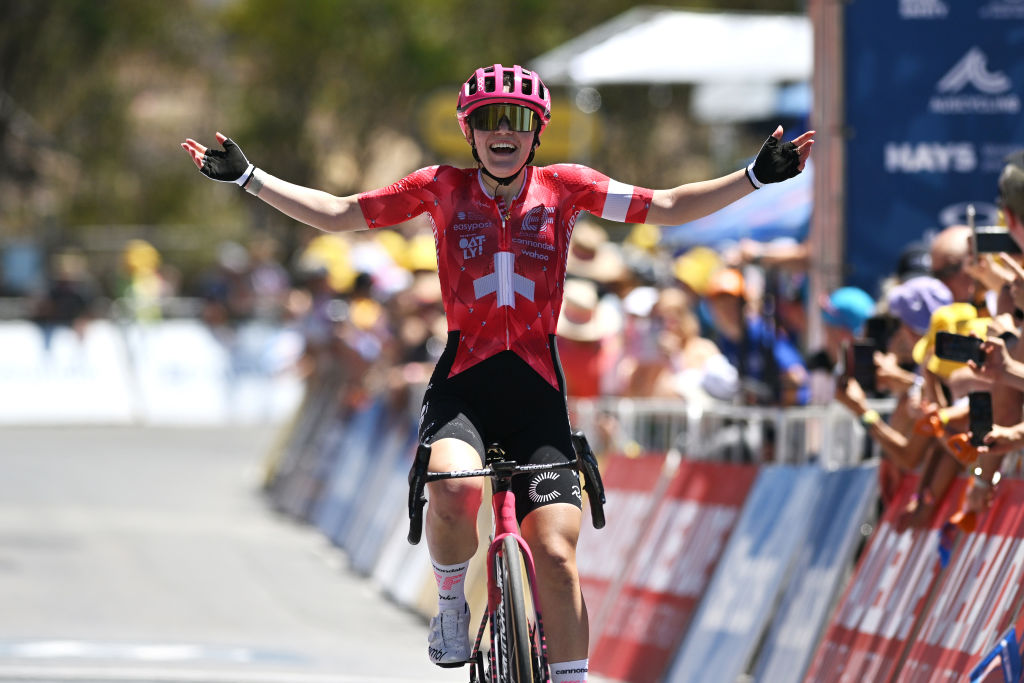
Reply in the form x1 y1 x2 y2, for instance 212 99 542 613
930 47 1020 115
460 234 486 259
473 252 534 309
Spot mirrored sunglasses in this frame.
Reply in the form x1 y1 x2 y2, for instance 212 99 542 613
469 104 537 132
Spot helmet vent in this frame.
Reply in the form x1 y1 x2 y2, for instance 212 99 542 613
484 76 495 93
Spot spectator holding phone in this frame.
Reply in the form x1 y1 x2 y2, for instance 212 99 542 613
1001 150 1024 250
834 276 951 506
915 152 1024 528
806 286 875 405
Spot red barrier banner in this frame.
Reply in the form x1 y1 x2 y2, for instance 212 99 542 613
589 460 757 683
576 453 671 638
804 475 961 682
898 479 1024 682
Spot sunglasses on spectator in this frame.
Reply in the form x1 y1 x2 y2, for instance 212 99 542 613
469 104 537 132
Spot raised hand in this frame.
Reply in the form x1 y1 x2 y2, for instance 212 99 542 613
746 126 815 188
181 132 254 185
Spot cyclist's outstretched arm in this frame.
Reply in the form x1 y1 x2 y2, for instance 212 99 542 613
647 125 814 227
181 132 367 234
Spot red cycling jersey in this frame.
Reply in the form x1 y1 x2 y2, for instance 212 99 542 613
358 164 653 389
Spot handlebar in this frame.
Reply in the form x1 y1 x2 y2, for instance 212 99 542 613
406 431 607 545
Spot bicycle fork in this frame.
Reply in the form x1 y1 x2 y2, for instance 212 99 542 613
482 486 551 682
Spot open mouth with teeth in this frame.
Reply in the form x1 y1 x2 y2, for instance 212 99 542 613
489 141 518 156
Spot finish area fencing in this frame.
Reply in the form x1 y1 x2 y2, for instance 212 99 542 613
264 370 1024 682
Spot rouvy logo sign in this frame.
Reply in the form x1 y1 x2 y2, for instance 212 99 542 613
929 47 1020 115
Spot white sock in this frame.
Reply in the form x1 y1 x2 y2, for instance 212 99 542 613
430 559 469 613
551 658 588 683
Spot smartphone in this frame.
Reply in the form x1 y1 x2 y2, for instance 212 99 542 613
969 391 993 446
934 331 985 364
864 314 899 352
975 227 1023 254
852 341 877 394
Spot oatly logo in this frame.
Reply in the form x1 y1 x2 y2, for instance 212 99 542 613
460 234 486 259
929 47 1020 115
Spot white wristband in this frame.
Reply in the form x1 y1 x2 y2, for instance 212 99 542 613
745 162 765 189
244 168 265 196
235 163 255 187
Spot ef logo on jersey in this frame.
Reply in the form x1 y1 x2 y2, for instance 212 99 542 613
460 234 486 259
521 205 555 234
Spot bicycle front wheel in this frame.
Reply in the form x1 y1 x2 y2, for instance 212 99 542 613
492 535 534 683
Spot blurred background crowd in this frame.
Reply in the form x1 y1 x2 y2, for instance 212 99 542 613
4 1 1024 539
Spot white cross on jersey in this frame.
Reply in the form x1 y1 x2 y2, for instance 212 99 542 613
473 251 535 308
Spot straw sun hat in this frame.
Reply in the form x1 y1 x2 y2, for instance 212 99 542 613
557 278 622 342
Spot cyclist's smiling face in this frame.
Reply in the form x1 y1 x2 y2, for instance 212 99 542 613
473 120 535 178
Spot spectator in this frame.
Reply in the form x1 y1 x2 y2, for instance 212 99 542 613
247 234 291 320
118 239 166 322
647 286 728 402
556 278 622 399
703 267 808 406
806 286 875 405
565 220 628 286
672 245 723 338
950 151 1024 523
930 225 979 311
896 241 932 283
834 276 952 506
32 250 98 350
1002 150 1024 244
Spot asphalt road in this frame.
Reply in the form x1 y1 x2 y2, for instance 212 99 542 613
0 425 455 683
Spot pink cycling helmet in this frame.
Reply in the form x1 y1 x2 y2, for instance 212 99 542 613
456 64 552 141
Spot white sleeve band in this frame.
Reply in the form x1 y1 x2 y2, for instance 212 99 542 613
745 162 765 189
235 163 255 186
244 168 265 196
600 179 634 222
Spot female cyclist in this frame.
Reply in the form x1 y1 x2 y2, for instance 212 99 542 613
182 63 813 682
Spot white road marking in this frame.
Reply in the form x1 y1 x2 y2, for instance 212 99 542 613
0 665 432 683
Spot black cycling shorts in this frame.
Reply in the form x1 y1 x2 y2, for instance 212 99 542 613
419 333 582 523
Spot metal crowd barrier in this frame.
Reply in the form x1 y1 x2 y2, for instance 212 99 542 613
569 396 898 469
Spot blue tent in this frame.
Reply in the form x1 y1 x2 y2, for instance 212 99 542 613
660 161 812 251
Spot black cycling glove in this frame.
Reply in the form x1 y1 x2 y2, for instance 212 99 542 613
746 134 801 189
199 137 255 186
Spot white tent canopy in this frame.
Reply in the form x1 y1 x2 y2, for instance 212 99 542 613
530 6 811 86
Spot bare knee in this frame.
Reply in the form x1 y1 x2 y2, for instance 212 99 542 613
526 527 579 590
427 477 484 524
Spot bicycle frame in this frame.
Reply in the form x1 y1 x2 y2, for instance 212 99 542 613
483 469 550 680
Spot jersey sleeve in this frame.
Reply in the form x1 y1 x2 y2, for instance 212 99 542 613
549 164 654 224
356 165 442 229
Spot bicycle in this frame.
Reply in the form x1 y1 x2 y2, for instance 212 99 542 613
407 430 606 683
